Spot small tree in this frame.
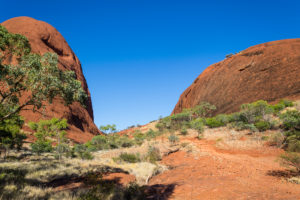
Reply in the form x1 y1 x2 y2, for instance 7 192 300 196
99 124 117 134
191 118 205 139
192 102 216 118
0 112 26 159
0 25 87 153
29 118 68 160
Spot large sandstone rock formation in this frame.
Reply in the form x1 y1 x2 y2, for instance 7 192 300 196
173 39 300 115
1 17 99 143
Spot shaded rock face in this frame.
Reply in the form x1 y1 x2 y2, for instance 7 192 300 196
2 16 99 143
173 39 300 115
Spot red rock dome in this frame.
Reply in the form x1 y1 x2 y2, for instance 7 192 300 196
173 39 300 115
2 16 100 143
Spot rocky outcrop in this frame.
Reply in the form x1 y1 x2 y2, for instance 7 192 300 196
172 39 300 115
1 17 99 143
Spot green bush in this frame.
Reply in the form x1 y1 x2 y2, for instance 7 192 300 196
271 99 294 114
190 118 205 134
268 132 284 147
171 112 191 122
284 131 300 152
180 127 188 135
280 152 300 172
192 102 216 118
90 135 108 150
233 122 258 132
133 131 146 146
146 146 161 163
118 153 140 163
205 117 224 128
280 110 300 130
146 129 158 139
30 141 52 154
74 144 93 160
168 134 179 144
239 100 274 124
254 121 271 132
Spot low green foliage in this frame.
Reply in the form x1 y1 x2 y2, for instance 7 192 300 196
29 118 68 160
271 99 294 114
168 134 179 144
31 141 53 154
133 131 146 146
190 118 205 136
254 121 271 132
239 100 274 124
99 124 117 134
280 110 300 130
145 146 161 163
180 127 188 135
280 152 300 172
74 144 93 160
0 111 26 158
117 153 141 163
205 117 224 128
284 131 300 152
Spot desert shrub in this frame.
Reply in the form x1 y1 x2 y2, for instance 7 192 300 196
205 117 225 128
280 110 300 130
190 118 205 135
284 131 300 152
280 152 300 172
254 120 271 132
30 141 53 155
180 127 188 135
239 100 274 124
118 135 135 148
268 132 285 147
271 99 294 114
74 144 93 160
118 153 140 163
232 122 258 132
171 112 191 122
90 135 108 150
87 134 135 151
133 131 146 146
168 134 179 144
192 102 216 118
155 122 164 131
146 146 161 163
146 129 158 139
29 118 68 160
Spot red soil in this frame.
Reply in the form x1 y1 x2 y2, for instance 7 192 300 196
149 139 300 200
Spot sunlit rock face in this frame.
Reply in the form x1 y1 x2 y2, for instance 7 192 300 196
172 39 300 115
2 16 100 143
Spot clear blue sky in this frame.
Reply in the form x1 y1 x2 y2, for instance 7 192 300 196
1 0 300 130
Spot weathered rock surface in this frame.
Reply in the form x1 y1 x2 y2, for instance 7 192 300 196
2 17 99 142
172 39 300 115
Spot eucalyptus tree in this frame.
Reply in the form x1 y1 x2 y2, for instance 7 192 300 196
0 25 87 153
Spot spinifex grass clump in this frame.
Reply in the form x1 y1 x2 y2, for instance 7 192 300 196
114 153 141 163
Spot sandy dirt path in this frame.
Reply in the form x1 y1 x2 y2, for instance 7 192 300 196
148 138 300 200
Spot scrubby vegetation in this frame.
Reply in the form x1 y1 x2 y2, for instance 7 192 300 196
155 99 300 174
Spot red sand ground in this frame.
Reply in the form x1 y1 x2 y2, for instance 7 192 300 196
149 138 300 200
